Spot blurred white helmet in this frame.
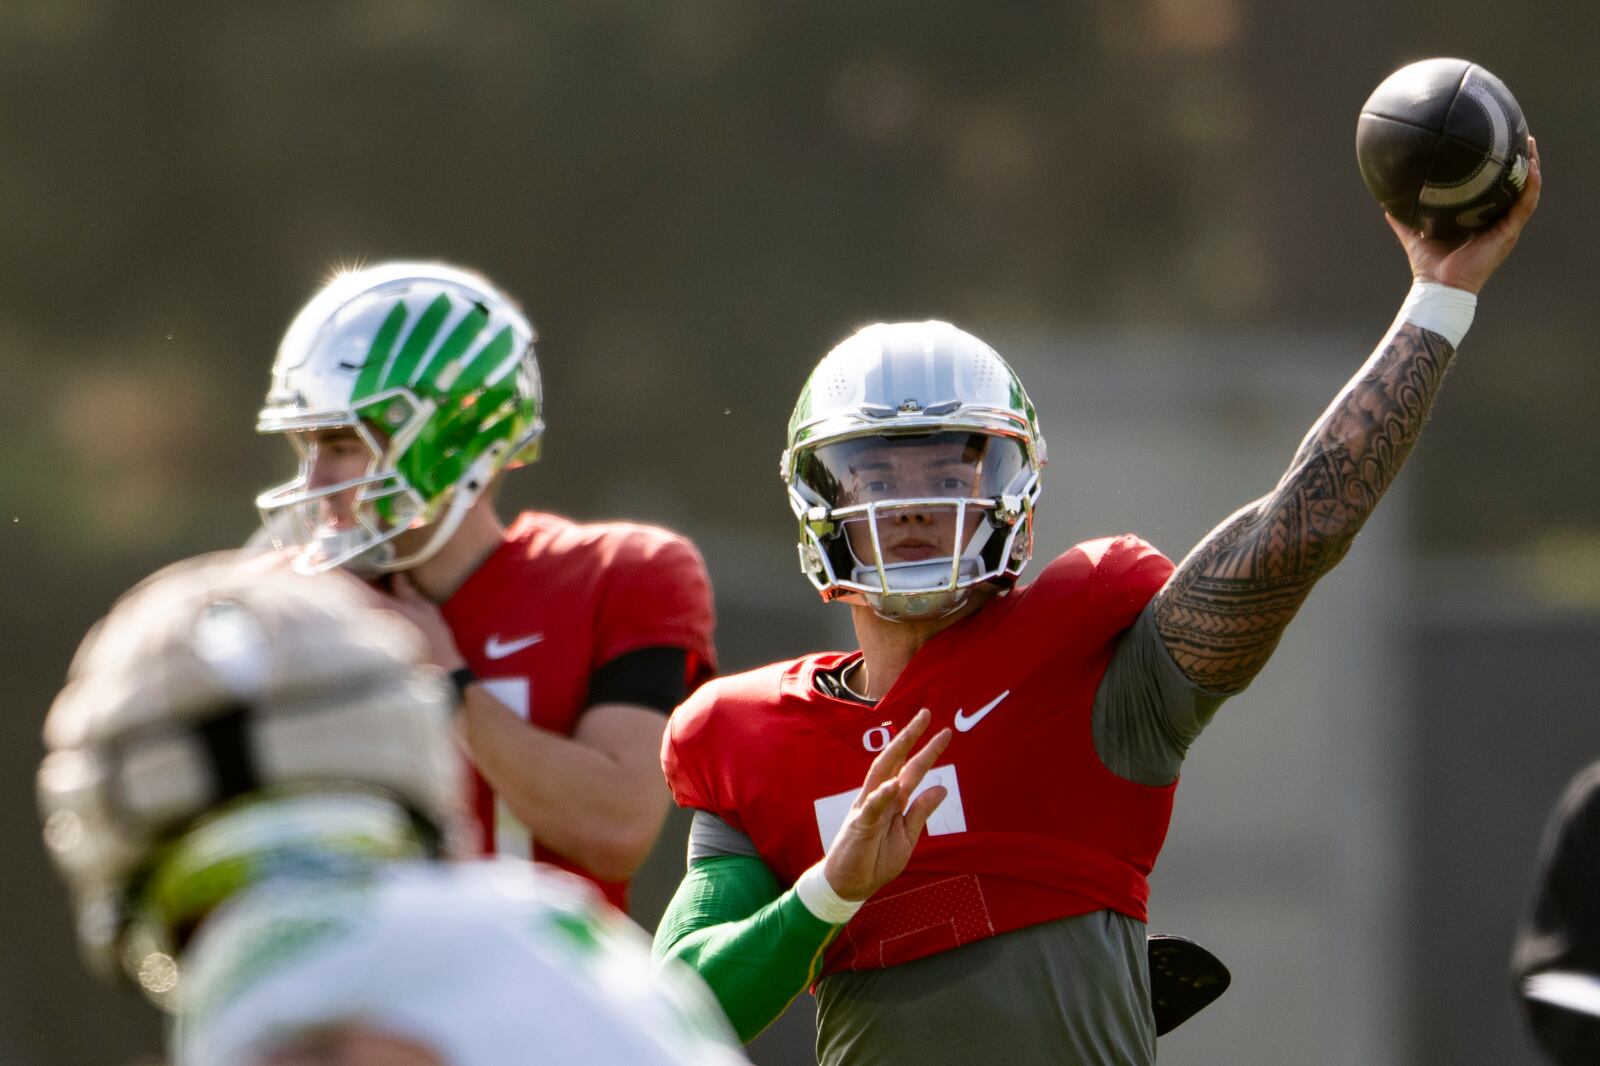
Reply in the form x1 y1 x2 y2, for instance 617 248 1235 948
37 554 463 1002
780 321 1046 621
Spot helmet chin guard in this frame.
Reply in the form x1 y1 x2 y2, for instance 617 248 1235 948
858 574 973 622
849 539 997 621
306 527 393 579
783 321 1046 622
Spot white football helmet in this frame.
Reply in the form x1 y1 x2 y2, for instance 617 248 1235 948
256 261 542 576
781 321 1046 621
37 554 463 1002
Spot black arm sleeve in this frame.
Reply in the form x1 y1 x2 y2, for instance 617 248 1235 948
586 646 690 714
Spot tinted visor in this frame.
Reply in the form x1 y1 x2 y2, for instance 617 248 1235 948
799 431 1028 510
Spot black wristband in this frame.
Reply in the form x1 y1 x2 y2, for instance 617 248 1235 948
448 666 478 706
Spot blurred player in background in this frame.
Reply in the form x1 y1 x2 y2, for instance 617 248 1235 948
253 261 716 910
655 151 1542 1062
37 554 744 1066
1512 758 1600 1063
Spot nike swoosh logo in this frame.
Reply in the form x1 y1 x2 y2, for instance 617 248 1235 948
484 633 544 659
952 691 1010 732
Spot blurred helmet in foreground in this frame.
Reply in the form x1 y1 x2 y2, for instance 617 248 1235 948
37 554 462 1003
781 320 1046 621
256 261 542 576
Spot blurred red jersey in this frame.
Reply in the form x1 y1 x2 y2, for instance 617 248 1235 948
446 511 716 909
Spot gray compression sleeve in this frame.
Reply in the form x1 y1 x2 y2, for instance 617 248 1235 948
1092 600 1227 786
687 810 763 863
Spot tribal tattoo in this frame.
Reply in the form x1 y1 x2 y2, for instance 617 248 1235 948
1153 322 1455 693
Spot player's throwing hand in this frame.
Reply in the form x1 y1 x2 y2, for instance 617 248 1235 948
822 709 952 902
1388 135 1542 293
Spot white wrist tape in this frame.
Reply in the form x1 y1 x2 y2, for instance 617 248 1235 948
1395 280 1477 348
795 864 863 925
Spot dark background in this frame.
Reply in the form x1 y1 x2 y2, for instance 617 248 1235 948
2 3 1596 1063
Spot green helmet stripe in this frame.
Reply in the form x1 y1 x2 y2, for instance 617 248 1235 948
447 325 516 394
391 394 520 511
382 294 453 392
351 302 411 400
418 304 491 387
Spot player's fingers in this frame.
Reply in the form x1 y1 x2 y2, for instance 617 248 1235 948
901 785 948 840
1481 137 1540 246
861 709 930 791
896 727 952 792
389 572 424 602
852 778 903 833
1513 136 1541 217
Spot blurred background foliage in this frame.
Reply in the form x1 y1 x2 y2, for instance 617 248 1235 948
1 2 1596 1063
2 1 1595 566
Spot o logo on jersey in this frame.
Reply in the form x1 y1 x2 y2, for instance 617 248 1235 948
863 721 894 752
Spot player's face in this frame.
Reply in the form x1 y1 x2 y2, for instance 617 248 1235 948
253 1027 444 1066
835 437 985 566
294 425 386 532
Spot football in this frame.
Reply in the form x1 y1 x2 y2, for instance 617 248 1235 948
1355 58 1530 242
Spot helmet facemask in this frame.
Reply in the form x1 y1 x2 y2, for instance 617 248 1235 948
256 392 516 578
790 430 1040 620
258 411 420 577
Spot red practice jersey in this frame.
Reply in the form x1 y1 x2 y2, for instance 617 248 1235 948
664 535 1174 975
445 511 716 908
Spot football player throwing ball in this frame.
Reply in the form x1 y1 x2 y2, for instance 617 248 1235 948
653 145 1542 1064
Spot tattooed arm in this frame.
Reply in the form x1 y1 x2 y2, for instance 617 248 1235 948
1153 139 1543 694
1152 323 1452 692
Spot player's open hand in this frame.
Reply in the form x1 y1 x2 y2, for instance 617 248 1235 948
1389 135 1542 294
822 708 952 902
